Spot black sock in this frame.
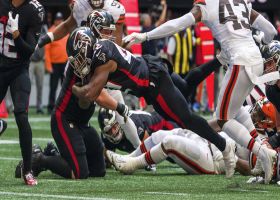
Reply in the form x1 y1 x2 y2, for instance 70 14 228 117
41 155 72 178
15 112 32 173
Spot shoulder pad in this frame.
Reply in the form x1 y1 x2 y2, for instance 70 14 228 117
29 0 45 23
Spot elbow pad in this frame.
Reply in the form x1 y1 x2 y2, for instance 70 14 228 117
252 15 277 44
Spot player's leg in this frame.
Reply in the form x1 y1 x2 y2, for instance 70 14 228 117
215 65 276 183
48 64 60 113
82 126 106 177
0 72 9 136
51 111 89 179
107 89 141 148
34 61 45 112
10 68 37 185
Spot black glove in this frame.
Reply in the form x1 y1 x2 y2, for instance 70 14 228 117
116 103 129 122
37 33 53 48
268 132 280 149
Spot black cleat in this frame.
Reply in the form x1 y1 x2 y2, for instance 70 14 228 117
0 119 7 136
33 144 43 154
15 160 23 178
32 151 46 177
43 142 59 156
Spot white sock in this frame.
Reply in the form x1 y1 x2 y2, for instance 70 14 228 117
128 136 156 157
0 120 3 132
223 119 261 155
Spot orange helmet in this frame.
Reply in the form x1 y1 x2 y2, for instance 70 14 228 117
250 97 276 131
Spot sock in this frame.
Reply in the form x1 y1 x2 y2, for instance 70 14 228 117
223 119 261 155
128 142 148 157
41 155 72 178
15 112 32 173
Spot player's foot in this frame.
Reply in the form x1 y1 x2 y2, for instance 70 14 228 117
23 171 37 186
104 150 117 165
15 160 23 178
32 151 46 177
0 119 7 136
33 144 42 154
43 142 59 156
258 146 277 184
145 164 156 173
222 139 236 178
111 153 138 175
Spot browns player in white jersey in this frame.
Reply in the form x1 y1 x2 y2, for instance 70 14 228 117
123 0 278 184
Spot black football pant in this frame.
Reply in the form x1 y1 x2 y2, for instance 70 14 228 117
48 63 66 113
51 110 106 179
171 58 221 101
0 67 32 173
146 61 226 151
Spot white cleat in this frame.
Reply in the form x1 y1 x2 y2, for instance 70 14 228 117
104 150 118 165
258 146 277 184
222 139 236 178
112 154 138 175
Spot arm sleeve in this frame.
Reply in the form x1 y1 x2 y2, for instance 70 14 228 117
146 12 196 41
252 14 277 44
167 37 176 55
14 8 44 59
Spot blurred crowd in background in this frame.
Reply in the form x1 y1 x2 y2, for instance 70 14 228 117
3 0 280 115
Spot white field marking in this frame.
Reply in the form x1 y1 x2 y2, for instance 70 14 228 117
145 192 190 196
0 157 21 161
6 117 98 123
0 140 18 144
229 189 268 193
0 192 123 200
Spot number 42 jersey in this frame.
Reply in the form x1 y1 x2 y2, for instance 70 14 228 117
195 0 262 66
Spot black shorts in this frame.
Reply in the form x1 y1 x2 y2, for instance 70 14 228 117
51 110 105 179
0 65 31 113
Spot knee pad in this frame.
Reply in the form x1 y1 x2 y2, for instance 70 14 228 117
235 107 255 132
162 135 178 151
151 130 172 145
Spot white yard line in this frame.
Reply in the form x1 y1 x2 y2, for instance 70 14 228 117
0 140 18 144
145 192 190 196
0 192 122 200
6 117 98 122
0 156 21 161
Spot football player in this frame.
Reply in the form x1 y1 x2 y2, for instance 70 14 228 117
0 0 45 186
69 27 238 179
123 0 278 184
15 27 129 179
99 108 178 153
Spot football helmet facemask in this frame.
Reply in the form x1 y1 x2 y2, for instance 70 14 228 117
87 10 116 41
67 27 97 79
261 40 280 85
88 0 104 8
98 108 124 144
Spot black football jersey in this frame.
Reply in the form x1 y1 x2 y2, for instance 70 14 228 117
55 66 96 125
91 39 149 97
102 111 178 152
0 0 44 65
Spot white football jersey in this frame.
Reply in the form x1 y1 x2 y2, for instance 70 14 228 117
73 0 125 26
196 0 262 65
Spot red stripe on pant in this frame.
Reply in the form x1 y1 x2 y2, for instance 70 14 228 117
250 130 258 139
140 142 148 153
55 110 80 178
144 151 155 165
156 94 185 128
219 66 239 120
247 138 255 151
167 149 216 174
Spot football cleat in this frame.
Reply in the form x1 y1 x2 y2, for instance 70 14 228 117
23 171 38 186
145 164 157 173
43 142 59 156
111 154 138 175
33 144 42 154
0 119 7 136
258 146 277 184
104 150 117 166
222 139 236 178
15 160 23 178
32 151 46 177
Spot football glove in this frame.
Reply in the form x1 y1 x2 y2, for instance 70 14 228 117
7 12 19 33
253 31 265 47
116 103 129 123
122 32 147 47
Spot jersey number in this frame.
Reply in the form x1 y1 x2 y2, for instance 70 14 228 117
0 22 17 58
219 0 250 30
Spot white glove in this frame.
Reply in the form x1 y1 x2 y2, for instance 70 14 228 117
7 12 19 33
122 32 147 47
253 31 265 46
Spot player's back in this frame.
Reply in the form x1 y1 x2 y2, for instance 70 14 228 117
196 0 262 65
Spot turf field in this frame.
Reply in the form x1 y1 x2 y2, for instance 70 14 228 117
1 111 280 200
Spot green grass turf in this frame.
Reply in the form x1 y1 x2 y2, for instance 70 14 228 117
1 112 280 200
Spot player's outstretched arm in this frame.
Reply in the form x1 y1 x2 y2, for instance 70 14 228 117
38 13 77 48
251 9 277 45
123 6 201 46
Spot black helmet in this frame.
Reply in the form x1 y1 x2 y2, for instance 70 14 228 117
67 27 97 79
261 40 280 85
87 9 116 41
88 0 104 8
98 108 124 144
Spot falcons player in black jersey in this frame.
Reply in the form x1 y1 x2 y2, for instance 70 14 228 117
0 0 44 186
70 27 237 179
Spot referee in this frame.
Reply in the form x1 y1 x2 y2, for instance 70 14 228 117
0 0 44 185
